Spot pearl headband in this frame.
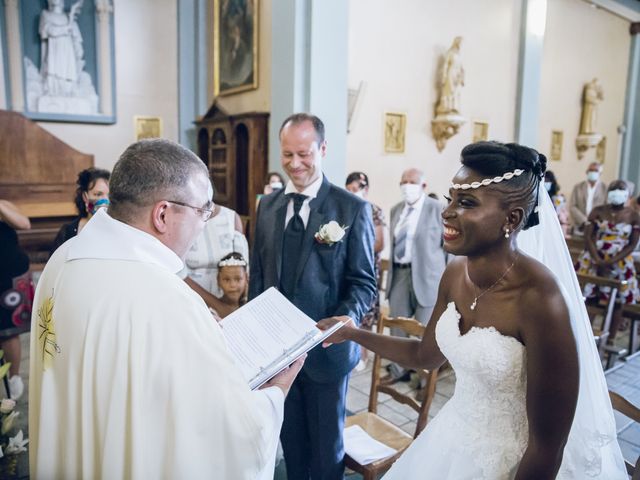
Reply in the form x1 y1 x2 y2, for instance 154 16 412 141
450 169 525 190
218 257 247 268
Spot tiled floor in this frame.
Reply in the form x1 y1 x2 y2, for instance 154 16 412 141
607 352 640 463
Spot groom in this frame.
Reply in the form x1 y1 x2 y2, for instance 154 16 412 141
250 113 377 479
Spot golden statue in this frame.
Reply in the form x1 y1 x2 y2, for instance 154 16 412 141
575 78 604 159
436 36 464 115
579 78 604 135
432 36 466 152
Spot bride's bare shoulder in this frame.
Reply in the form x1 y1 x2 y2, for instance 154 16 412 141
517 254 571 326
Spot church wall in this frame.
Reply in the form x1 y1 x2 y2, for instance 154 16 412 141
346 0 522 216
538 0 631 195
35 0 179 171
212 0 272 115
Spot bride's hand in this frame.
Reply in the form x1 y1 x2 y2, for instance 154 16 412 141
317 316 355 347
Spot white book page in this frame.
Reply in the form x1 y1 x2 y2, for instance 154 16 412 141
220 288 321 385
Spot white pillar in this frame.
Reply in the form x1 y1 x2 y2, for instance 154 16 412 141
514 0 547 146
95 0 113 115
4 0 24 111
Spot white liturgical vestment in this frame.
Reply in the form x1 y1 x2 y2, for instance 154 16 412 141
29 209 283 479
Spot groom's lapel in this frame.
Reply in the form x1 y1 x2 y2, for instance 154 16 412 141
294 177 331 284
272 192 289 283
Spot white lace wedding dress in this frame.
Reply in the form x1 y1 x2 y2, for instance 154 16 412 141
382 302 627 480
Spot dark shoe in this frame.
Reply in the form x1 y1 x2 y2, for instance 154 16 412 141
379 371 411 386
415 387 426 403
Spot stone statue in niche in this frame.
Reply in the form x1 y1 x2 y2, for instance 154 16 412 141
432 36 466 152
575 78 604 160
24 0 98 115
579 78 604 134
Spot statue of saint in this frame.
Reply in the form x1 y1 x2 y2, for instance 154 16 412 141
579 78 604 135
436 37 464 116
39 0 85 97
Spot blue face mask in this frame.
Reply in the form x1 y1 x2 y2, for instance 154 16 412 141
544 181 553 192
607 189 629 206
88 198 110 215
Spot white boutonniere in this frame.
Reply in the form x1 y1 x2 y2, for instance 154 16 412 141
315 221 348 246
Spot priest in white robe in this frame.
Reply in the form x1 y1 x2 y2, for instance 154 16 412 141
29 139 302 479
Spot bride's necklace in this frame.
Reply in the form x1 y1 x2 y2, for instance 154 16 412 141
469 253 518 311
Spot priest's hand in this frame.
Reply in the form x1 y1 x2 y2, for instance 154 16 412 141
317 316 355 347
262 354 306 396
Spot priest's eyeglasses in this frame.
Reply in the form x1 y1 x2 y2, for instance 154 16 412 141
167 200 215 221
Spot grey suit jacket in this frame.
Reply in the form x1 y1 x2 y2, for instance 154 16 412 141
386 195 447 307
569 180 607 227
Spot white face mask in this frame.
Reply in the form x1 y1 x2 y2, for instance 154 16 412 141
353 189 366 199
401 184 423 204
269 181 283 190
587 171 600 183
544 181 553 192
608 189 629 206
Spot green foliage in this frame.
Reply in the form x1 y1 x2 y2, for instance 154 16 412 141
0 362 11 381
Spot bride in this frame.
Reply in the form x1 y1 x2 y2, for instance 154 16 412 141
319 141 627 479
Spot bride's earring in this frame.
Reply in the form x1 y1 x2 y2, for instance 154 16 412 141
504 228 510 239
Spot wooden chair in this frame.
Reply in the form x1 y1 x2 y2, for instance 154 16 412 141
344 315 439 480
576 274 628 368
566 235 585 264
622 304 640 357
609 391 640 479
378 259 390 317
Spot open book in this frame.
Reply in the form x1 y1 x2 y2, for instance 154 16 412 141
220 287 344 390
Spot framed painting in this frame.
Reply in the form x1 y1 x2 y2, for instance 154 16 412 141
384 112 406 154
551 130 563 161
0 0 116 123
213 0 259 96
472 121 489 143
134 116 162 141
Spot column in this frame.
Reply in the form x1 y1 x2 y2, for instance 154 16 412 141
95 0 113 116
4 0 23 111
514 0 547 146
619 23 640 186
270 0 349 184
177 0 208 149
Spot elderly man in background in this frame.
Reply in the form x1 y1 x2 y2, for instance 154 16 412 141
30 139 303 479
569 161 607 234
384 168 447 384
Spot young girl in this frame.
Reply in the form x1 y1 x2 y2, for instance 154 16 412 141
208 252 248 320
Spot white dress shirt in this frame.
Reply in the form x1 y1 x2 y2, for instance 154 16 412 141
393 194 425 263
586 183 598 216
283 175 323 228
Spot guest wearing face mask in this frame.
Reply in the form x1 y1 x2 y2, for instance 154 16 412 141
383 167 447 384
569 162 607 235
576 179 640 342
256 172 285 210
50 167 110 256
263 172 284 195
544 170 570 237
345 172 386 369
